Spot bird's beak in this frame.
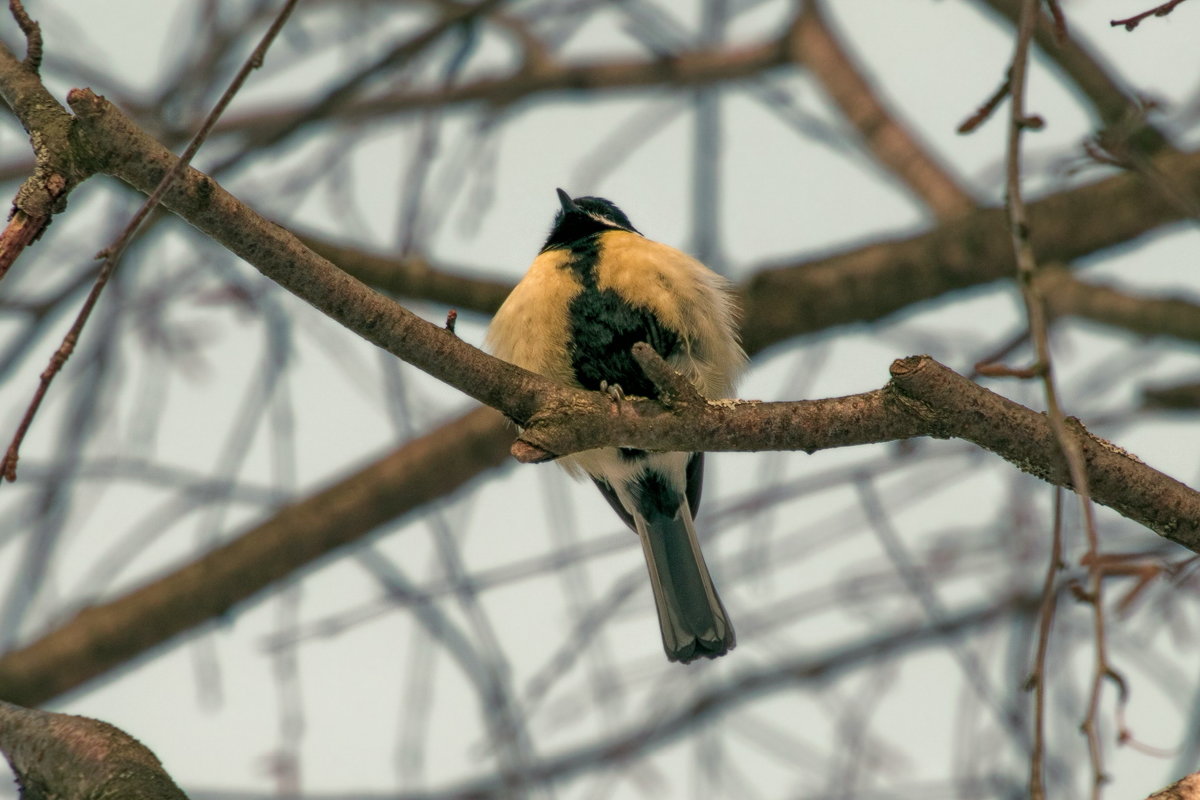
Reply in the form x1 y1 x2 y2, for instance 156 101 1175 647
556 188 577 214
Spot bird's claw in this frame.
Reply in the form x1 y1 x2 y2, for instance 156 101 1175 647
599 380 625 403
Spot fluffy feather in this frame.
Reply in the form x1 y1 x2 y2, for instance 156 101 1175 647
487 190 745 663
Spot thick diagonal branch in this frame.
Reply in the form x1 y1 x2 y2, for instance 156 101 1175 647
0 406 512 707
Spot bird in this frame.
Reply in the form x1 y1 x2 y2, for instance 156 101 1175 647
486 188 745 663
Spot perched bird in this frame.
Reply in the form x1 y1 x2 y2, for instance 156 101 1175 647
487 189 745 663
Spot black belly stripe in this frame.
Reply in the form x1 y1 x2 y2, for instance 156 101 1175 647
561 234 682 400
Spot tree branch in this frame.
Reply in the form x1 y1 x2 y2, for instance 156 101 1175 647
212 12 808 136
2 351 1195 707
0 34 89 281
0 406 512 707
740 146 1200 354
297 233 511 316
1111 0 1192 31
978 0 1169 153
0 700 187 800
799 1 975 219
1039 265 1200 342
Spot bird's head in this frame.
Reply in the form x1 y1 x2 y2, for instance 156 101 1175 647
541 188 640 251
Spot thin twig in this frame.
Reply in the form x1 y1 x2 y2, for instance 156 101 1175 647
0 0 301 482
970 328 1030 379
1004 2 1117 797
1028 489 1065 800
8 0 42 71
958 71 1011 134
1043 0 1068 42
207 0 504 176
1111 0 1191 30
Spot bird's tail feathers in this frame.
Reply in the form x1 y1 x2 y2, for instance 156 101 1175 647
634 500 734 663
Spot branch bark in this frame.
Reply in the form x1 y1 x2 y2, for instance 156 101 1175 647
0 39 91 279
0 701 187 800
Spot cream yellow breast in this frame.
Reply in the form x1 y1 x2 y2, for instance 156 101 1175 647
594 231 744 399
485 248 581 386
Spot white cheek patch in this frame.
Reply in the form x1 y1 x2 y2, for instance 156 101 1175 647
586 212 630 232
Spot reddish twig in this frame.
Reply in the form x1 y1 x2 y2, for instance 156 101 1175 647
958 71 1012 134
0 175 64 280
969 329 1030 379
1111 0 1191 30
974 360 1044 379
1043 0 1069 42
0 0 55 283
0 0 301 482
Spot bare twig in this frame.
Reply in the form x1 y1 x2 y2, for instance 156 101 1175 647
958 70 1012 134
629 341 704 407
207 0 505 174
1111 0 1191 30
970 329 1030 379
975 361 1042 379
1004 2 1117 796
0 0 301 482
1043 0 1068 41
979 0 1169 154
1028 489 1065 800
7 0 42 71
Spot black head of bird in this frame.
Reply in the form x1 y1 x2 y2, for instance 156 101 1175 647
542 188 641 251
